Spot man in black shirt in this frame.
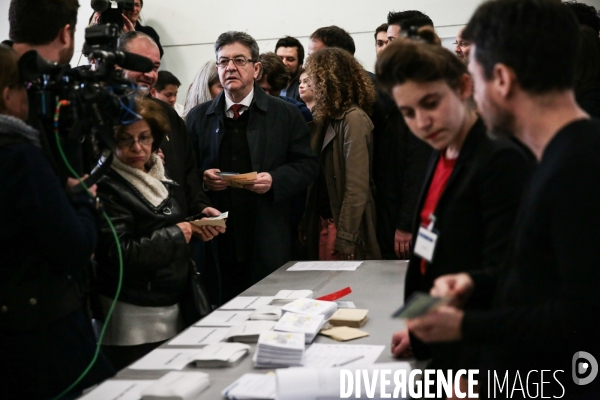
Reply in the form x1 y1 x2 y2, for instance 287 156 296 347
407 0 600 398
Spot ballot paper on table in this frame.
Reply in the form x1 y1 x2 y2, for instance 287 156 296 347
194 310 253 327
79 380 155 400
254 331 305 368
286 261 363 271
281 298 338 319
167 327 229 346
140 371 210 400
335 300 356 309
225 321 276 343
217 171 258 188
189 211 228 228
221 296 274 310
391 291 450 319
319 326 369 342
328 308 369 327
303 343 384 368
191 342 250 368
249 305 283 321
128 349 201 370
275 362 412 400
273 313 326 344
221 373 276 400
270 290 313 306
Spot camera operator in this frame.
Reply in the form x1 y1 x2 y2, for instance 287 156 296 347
0 43 114 400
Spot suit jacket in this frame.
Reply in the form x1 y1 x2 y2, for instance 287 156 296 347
405 118 533 362
186 84 319 279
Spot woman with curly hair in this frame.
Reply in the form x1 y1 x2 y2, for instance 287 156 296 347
299 47 381 261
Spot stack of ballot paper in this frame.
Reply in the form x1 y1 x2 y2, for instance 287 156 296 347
217 172 257 188
254 331 305 368
225 321 276 343
221 373 276 400
140 371 210 400
189 212 228 228
249 305 282 321
273 313 326 344
270 290 313 306
281 298 338 319
191 343 250 368
328 308 369 328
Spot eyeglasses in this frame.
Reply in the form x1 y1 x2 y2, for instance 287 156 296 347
453 41 471 48
216 57 255 68
117 135 154 148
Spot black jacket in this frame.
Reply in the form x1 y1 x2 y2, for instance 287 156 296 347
186 84 319 279
95 169 190 307
405 118 534 362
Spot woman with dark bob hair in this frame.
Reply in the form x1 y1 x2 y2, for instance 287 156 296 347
94 96 206 370
377 40 533 396
300 47 380 261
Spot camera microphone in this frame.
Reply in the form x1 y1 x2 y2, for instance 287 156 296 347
90 50 154 72
91 0 109 12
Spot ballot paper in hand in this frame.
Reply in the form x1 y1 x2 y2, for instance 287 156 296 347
270 290 314 306
140 371 210 400
254 331 305 368
218 171 258 188
274 313 326 344
225 321 276 343
221 373 276 400
391 291 450 319
191 342 250 368
189 212 228 228
281 298 338 319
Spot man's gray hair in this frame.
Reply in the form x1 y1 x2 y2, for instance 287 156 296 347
117 31 157 52
214 31 259 61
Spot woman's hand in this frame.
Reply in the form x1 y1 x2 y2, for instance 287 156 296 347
175 222 193 243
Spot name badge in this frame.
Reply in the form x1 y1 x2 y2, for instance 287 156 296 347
414 225 438 263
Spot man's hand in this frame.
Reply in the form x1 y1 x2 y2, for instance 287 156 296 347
203 169 229 191
430 273 474 308
406 306 464 343
394 229 412 259
191 207 226 241
244 172 272 194
66 175 97 197
391 328 413 358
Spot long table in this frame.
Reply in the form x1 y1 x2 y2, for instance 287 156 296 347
112 260 410 397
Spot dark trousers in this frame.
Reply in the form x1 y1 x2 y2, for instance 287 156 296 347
102 340 166 371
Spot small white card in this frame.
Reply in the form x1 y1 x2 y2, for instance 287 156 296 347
128 349 201 370
413 226 438 262
79 380 155 400
194 310 253 327
167 327 229 346
220 296 274 310
286 262 363 271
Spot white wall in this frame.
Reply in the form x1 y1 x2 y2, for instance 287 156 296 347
2 0 600 101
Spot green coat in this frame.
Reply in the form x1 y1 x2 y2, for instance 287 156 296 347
300 105 381 260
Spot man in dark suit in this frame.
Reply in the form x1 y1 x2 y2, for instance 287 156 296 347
407 1 600 397
275 36 304 103
186 31 319 304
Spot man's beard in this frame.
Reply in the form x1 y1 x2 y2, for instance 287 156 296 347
484 99 516 139
58 41 74 65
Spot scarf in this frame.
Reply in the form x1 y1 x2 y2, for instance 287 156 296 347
0 114 40 147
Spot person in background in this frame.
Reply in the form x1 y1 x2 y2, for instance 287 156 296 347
308 25 356 55
454 27 471 64
298 71 315 111
300 47 380 261
387 10 433 42
183 60 223 120
123 0 163 58
256 52 312 122
152 70 185 117
275 36 304 102
0 43 115 400
564 0 600 36
95 96 220 370
377 39 532 398
375 23 389 55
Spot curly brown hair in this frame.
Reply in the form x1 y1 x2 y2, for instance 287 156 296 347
304 47 376 122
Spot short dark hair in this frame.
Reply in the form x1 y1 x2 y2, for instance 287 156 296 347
376 41 467 94
310 26 356 55
375 23 389 40
463 0 580 94
9 0 79 45
0 44 20 114
257 52 290 92
575 25 600 93
155 71 181 92
117 31 156 52
214 31 259 61
387 10 434 30
564 1 600 35
275 36 305 66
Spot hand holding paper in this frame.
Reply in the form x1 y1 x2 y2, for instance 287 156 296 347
203 169 229 191
243 172 272 194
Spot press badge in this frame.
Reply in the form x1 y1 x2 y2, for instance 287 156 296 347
413 217 438 263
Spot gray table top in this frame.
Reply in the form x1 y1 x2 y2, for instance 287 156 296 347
114 260 411 398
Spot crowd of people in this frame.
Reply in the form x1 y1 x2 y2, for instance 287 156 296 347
1 0 600 398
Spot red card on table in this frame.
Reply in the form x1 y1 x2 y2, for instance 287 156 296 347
316 286 352 301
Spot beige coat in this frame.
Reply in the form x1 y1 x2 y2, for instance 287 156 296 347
300 105 381 260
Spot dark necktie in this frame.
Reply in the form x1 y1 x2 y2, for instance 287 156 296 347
230 104 243 120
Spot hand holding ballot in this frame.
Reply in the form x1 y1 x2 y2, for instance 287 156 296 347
189 208 227 241
243 172 272 194
430 272 475 308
